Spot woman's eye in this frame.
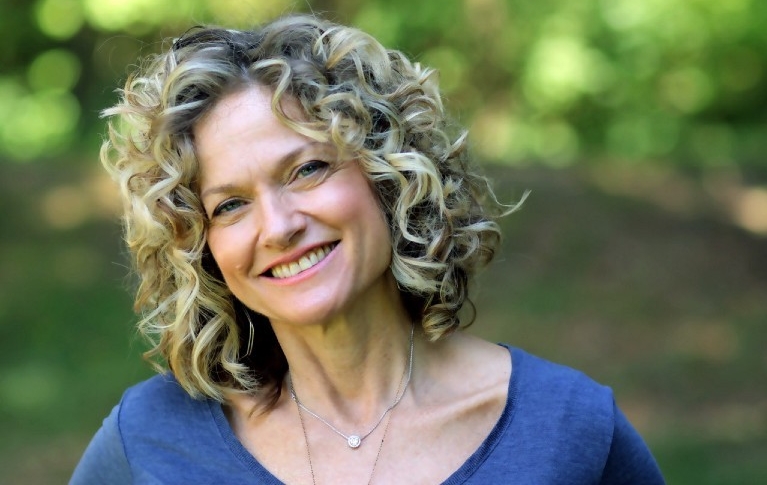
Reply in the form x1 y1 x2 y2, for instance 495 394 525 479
295 160 328 180
212 199 244 217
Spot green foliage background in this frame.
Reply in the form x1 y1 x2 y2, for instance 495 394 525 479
1 0 765 483
4 0 767 170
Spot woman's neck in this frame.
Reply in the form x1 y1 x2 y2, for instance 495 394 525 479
271 301 415 428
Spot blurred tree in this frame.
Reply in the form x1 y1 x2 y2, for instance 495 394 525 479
1 0 764 175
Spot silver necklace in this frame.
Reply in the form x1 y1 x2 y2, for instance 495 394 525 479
296 394 394 485
288 323 414 449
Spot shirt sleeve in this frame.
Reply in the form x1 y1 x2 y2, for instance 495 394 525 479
69 403 132 485
599 402 665 485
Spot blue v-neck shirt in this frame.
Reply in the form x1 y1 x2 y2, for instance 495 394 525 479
71 346 664 484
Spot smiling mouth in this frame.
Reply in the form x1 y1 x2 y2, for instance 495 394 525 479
267 242 338 279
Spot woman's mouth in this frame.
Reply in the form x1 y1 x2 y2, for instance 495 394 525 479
268 242 338 279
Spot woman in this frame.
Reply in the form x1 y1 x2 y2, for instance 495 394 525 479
71 14 664 484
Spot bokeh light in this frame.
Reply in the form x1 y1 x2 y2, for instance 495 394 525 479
35 0 85 40
28 49 82 93
0 91 80 161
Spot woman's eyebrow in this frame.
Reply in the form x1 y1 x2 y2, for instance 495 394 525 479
199 141 332 199
200 183 240 200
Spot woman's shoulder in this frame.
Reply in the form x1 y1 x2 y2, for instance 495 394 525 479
115 373 216 441
502 345 618 454
454 345 664 484
115 374 238 478
121 373 197 410
70 374 218 484
507 345 615 410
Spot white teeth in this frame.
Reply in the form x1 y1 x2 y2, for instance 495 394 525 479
270 243 335 279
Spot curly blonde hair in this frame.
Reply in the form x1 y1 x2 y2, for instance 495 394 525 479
102 14 512 403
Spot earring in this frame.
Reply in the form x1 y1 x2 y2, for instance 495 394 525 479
243 309 255 357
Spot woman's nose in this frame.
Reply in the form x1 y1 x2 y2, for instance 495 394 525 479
257 192 306 249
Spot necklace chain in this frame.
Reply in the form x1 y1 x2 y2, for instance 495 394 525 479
288 323 414 449
296 397 395 485
291 323 414 485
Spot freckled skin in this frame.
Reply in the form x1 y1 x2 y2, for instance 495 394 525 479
195 85 395 328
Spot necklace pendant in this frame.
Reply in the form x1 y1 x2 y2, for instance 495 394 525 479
347 435 361 448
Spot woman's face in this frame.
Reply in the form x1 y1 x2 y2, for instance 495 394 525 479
195 85 395 327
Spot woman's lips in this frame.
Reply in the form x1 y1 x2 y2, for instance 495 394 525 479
267 242 339 279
